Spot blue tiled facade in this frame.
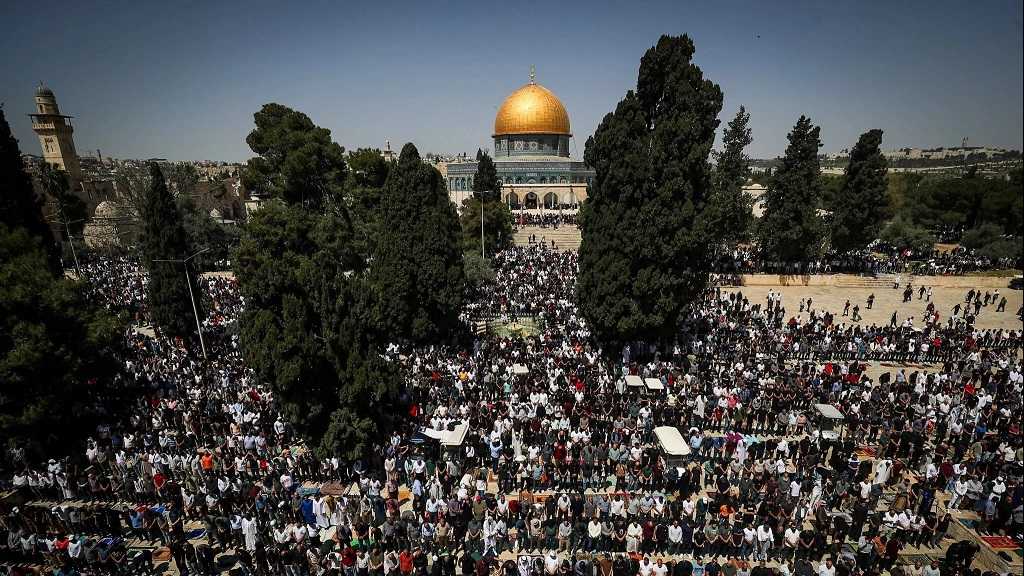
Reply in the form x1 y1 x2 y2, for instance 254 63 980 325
446 133 595 193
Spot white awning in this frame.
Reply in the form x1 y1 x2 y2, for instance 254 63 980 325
440 423 470 446
814 403 845 421
512 364 529 376
654 426 691 456
644 377 665 390
625 375 644 388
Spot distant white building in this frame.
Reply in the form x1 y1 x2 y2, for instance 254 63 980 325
743 182 767 218
883 146 1013 161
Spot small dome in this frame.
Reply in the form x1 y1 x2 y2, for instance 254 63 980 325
93 200 122 219
35 84 55 98
494 81 571 137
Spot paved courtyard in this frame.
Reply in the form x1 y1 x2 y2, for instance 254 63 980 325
723 281 1021 331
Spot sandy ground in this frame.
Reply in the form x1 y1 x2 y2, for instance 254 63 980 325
723 283 1022 330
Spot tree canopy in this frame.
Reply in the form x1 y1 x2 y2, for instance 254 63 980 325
369 143 465 344
0 119 123 461
139 162 203 339
898 172 1022 241
704 106 753 247
346 148 392 256
577 34 722 351
347 148 391 190
242 103 348 209
830 129 888 252
0 108 58 267
235 201 400 459
0 223 123 462
757 115 825 261
234 103 409 459
472 149 500 201
461 150 512 255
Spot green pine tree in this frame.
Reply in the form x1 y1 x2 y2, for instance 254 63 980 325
0 108 58 266
370 143 465 344
757 115 825 261
0 223 122 460
830 129 888 252
139 162 202 339
578 34 723 351
472 149 500 202
461 150 512 255
704 106 754 248
235 201 400 459
242 103 348 209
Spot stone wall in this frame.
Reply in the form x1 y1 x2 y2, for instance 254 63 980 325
729 274 1016 288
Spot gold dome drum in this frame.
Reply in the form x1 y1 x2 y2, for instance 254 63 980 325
493 82 571 137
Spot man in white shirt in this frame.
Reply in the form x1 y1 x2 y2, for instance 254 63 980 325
783 525 800 560
817 558 836 576
756 522 773 560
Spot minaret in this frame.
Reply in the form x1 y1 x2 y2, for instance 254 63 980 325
30 83 83 190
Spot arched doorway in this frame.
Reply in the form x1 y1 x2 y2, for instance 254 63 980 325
506 191 520 209
524 192 539 209
543 192 558 209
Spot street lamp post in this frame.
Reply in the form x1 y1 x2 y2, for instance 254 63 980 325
64 218 85 278
154 247 210 360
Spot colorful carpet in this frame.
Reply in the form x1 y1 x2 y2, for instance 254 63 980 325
981 535 1020 549
855 445 878 457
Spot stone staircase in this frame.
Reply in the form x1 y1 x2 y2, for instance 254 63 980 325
513 226 582 251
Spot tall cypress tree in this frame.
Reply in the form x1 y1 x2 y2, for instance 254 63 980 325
758 116 825 261
371 143 465 343
472 149 499 201
830 129 888 252
462 150 512 255
0 108 59 266
139 162 202 339
704 106 754 248
577 34 722 351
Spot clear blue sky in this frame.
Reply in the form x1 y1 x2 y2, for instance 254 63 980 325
2 1 1021 162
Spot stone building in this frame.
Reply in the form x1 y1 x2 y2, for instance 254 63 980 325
445 69 594 209
29 84 113 209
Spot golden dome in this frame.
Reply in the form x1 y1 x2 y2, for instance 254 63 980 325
493 81 571 137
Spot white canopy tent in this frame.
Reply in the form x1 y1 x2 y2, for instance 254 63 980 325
653 426 691 456
814 404 846 440
644 377 665 391
440 423 470 447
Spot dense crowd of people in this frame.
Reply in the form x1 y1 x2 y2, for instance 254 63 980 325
710 247 1018 278
1 243 1021 576
514 213 579 230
